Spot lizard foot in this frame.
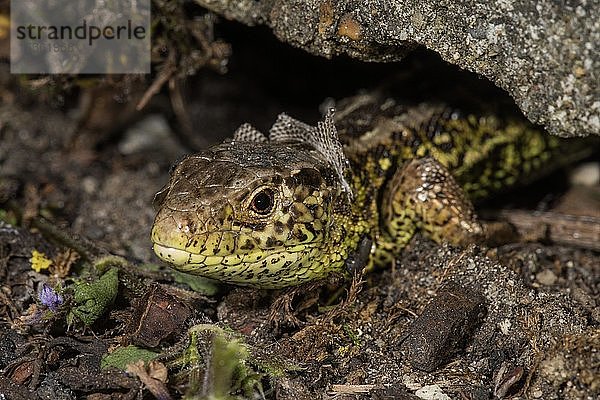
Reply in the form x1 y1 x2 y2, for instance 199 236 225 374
383 157 484 249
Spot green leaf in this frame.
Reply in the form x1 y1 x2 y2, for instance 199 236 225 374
101 345 158 370
171 270 220 295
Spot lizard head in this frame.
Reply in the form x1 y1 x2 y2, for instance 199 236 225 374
151 112 353 288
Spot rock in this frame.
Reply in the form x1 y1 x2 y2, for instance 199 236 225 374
414 384 451 400
196 0 599 138
398 284 487 372
569 162 600 187
536 269 558 286
118 114 175 156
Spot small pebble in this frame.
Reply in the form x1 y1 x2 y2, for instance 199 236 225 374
82 176 98 194
569 162 599 186
536 269 558 286
414 384 450 400
119 114 172 155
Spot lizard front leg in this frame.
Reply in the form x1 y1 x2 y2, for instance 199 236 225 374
382 157 484 251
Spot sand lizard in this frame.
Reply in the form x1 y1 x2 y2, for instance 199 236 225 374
151 94 582 288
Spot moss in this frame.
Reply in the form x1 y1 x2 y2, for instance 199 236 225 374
101 345 159 371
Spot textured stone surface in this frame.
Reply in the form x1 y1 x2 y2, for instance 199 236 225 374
196 0 599 137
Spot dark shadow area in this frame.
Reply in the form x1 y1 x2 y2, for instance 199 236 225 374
179 21 519 148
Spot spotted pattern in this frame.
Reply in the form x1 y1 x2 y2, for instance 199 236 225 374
151 140 366 288
151 95 588 288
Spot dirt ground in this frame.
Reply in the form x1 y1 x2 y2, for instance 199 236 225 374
0 21 599 400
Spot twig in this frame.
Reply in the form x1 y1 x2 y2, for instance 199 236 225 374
482 209 600 251
136 51 177 111
329 384 376 394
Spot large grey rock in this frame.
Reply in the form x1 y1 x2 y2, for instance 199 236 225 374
196 0 599 137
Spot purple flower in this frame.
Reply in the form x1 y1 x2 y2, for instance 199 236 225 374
39 283 64 311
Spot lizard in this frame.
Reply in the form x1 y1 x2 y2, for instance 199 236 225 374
150 93 588 289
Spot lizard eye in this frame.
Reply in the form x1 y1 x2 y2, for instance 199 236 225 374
249 188 275 215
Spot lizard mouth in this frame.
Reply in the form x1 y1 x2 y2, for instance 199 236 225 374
152 242 321 288
152 242 283 270
152 243 200 267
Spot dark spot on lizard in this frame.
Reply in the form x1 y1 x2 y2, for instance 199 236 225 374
241 221 267 231
285 217 295 231
292 168 323 188
295 232 308 242
240 240 255 251
274 221 285 234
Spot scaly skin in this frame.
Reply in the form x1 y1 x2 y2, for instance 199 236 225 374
151 94 575 288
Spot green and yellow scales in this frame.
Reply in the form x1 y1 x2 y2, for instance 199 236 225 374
150 94 581 288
